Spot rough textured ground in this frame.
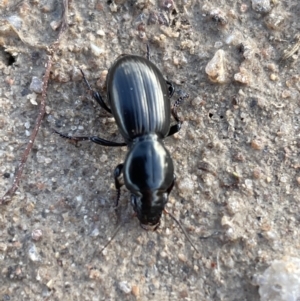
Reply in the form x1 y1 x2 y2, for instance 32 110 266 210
0 0 300 300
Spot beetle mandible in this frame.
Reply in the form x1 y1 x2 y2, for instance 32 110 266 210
55 53 187 231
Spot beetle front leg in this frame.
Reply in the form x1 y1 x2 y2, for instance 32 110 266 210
167 174 176 196
166 80 175 98
114 164 124 207
80 69 112 114
54 130 127 147
167 90 189 137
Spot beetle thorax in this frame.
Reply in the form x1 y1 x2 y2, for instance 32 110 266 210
123 135 174 194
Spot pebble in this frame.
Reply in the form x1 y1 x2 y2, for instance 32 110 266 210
265 13 285 30
29 76 43 94
251 137 265 150
251 0 271 14
270 73 278 81
281 90 291 99
90 43 104 56
205 49 227 84
27 93 38 105
119 281 131 294
131 285 140 297
6 15 22 29
31 229 43 241
234 68 250 85
254 257 300 301
28 244 41 262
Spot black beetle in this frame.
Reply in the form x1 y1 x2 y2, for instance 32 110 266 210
55 53 194 237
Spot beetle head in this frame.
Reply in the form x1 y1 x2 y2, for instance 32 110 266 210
131 190 168 230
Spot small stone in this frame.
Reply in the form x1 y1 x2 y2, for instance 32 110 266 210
131 285 140 297
96 70 108 88
109 1 118 12
270 73 278 81
28 244 41 262
251 0 271 14
251 137 265 150
160 0 174 11
209 8 228 26
254 257 300 301
46 279 54 289
24 121 30 129
0 242 7 251
178 253 187 262
100 154 108 162
50 19 61 31
40 0 56 12
6 15 22 29
31 229 43 241
205 49 227 84
234 68 250 85
253 167 262 179
90 43 104 56
89 268 101 280
240 3 249 13
27 93 38 105
119 281 131 294
265 13 285 30
282 90 291 99
29 76 43 94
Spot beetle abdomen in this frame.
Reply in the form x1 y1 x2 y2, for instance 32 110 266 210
107 55 171 140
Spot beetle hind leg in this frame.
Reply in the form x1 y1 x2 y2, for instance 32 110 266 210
80 69 112 114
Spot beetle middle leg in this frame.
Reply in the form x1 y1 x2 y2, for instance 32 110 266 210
114 164 124 207
80 69 112 114
54 130 127 147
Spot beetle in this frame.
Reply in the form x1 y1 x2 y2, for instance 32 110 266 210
55 53 197 250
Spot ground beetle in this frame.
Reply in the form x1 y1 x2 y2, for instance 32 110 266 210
55 52 197 251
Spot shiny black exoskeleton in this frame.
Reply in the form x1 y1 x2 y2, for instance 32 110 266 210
56 54 186 230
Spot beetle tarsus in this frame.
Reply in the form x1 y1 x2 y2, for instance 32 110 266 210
54 130 126 147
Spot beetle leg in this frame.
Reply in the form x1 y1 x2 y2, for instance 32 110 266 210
167 106 183 137
146 44 150 60
167 123 181 136
114 164 124 207
54 130 127 147
166 80 175 97
167 174 176 195
80 69 112 114
167 90 189 136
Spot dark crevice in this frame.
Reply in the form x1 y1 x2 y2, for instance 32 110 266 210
0 47 16 66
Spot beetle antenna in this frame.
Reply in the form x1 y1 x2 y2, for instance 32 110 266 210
99 223 122 254
164 209 199 253
146 44 150 60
